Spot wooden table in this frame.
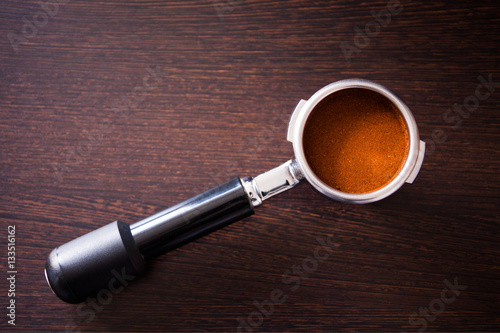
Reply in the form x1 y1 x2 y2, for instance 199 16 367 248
1 0 498 331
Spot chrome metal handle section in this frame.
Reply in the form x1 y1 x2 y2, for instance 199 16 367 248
242 159 304 207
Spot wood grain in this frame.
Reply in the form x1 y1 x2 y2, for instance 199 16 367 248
0 0 499 331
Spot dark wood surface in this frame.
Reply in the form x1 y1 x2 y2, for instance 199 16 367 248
1 0 499 332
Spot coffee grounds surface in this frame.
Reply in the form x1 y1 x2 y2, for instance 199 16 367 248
303 88 409 194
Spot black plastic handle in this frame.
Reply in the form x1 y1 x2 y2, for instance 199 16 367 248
131 177 254 259
45 178 254 303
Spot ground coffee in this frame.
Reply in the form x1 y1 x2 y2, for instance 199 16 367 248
303 88 409 194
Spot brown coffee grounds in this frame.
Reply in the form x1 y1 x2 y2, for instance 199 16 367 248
302 88 409 194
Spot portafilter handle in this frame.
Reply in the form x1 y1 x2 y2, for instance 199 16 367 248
45 160 302 303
